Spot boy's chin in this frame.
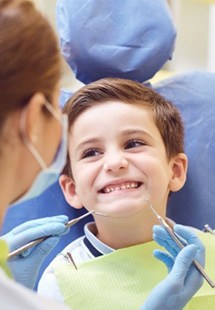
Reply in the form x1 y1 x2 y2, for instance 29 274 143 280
97 200 150 220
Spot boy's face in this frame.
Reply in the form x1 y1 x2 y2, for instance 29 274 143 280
61 101 187 220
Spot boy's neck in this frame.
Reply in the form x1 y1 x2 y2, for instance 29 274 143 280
94 216 158 249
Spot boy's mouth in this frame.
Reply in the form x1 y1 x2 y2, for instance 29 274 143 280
99 181 142 194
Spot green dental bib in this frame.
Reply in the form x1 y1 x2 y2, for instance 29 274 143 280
54 233 215 310
0 240 12 278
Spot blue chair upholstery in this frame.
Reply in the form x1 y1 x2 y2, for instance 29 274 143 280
56 0 176 84
153 70 215 230
59 89 73 108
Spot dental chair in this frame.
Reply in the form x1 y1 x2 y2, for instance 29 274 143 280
3 0 215 287
154 70 215 230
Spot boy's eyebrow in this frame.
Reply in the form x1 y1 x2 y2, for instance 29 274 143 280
121 129 153 138
75 129 153 152
75 138 101 152
119 129 155 143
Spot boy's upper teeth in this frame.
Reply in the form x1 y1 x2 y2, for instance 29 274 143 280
103 182 138 193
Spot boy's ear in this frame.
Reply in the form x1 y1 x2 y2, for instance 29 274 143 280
169 153 188 192
59 174 83 209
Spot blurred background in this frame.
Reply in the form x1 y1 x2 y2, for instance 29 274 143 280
33 0 215 88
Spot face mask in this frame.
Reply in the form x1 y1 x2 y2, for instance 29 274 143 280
10 101 68 207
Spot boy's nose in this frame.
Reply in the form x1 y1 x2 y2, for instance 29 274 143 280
103 152 128 173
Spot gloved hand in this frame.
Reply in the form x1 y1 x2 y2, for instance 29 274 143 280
141 224 205 310
1 215 69 289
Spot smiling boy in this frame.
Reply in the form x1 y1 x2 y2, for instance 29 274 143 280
38 78 215 309
60 83 187 248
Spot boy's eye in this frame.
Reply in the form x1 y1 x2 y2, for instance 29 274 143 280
82 148 101 159
125 139 145 149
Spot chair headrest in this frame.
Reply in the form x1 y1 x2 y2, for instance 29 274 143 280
56 0 176 84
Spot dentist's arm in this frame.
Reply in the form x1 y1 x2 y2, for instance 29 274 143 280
141 225 205 310
1 215 69 289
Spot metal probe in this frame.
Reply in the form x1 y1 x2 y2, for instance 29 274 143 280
7 210 104 260
147 201 215 288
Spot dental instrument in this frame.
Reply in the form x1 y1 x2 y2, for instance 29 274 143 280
7 210 104 260
147 201 215 288
203 224 215 235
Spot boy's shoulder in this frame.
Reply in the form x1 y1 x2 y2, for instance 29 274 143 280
196 230 215 249
61 236 85 255
41 236 85 274
37 235 86 299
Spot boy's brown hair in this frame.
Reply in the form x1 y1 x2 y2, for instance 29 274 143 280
63 77 184 176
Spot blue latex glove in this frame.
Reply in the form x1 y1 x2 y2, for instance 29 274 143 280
1 215 69 289
141 224 205 310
